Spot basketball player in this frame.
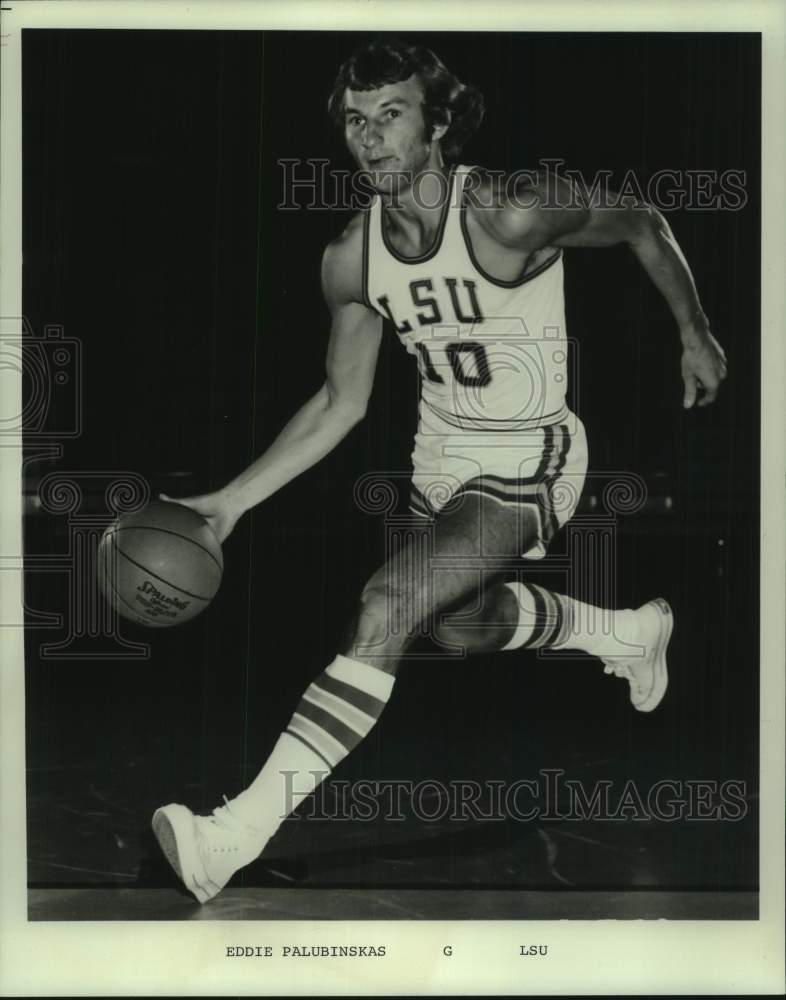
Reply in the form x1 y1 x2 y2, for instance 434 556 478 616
152 40 727 903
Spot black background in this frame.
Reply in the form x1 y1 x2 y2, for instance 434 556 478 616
23 31 760 890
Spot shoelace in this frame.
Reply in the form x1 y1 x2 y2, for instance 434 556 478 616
603 661 646 699
207 797 266 840
206 796 242 831
603 662 634 679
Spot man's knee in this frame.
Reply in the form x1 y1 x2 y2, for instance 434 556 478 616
344 584 406 655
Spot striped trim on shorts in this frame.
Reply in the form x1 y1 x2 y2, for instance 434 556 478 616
409 421 586 558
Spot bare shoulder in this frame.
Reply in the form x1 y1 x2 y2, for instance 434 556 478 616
467 166 586 249
321 211 367 310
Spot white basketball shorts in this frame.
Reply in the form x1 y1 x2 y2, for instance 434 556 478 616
408 409 588 560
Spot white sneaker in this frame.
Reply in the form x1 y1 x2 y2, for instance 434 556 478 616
152 799 267 903
602 598 673 712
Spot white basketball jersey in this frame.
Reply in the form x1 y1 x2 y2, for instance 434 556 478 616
363 164 569 432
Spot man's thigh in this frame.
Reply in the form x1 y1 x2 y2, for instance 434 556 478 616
360 494 541 636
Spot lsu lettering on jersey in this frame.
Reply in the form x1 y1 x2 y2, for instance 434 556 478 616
364 164 569 432
362 164 587 558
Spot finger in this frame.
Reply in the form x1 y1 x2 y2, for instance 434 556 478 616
683 375 698 409
698 381 719 407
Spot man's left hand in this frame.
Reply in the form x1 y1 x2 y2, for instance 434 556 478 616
680 325 728 409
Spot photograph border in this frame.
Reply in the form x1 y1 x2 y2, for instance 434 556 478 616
1 1 783 995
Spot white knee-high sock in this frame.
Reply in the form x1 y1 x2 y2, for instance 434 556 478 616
502 581 644 658
225 654 395 839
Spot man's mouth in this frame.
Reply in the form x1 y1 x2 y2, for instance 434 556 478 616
367 155 394 168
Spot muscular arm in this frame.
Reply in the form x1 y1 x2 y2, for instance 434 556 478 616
478 173 728 408
164 220 382 540
221 234 382 516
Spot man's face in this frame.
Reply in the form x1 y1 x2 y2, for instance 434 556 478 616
342 75 443 191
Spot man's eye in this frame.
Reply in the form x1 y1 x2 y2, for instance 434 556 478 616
386 109 401 119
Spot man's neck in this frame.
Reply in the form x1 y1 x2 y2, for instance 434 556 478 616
379 161 452 245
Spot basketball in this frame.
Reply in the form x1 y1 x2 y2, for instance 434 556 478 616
97 500 224 627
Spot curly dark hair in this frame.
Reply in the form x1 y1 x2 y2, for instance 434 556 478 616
327 38 485 161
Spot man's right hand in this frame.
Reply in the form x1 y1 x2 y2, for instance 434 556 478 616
158 490 242 544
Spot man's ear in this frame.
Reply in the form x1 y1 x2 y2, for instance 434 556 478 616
430 109 451 142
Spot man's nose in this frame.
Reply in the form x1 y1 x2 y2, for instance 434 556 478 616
361 123 382 148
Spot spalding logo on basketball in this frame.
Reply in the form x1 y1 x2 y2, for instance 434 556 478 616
97 500 223 627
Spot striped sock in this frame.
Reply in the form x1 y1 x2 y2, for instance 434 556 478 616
501 582 571 650
502 581 643 658
225 655 395 838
